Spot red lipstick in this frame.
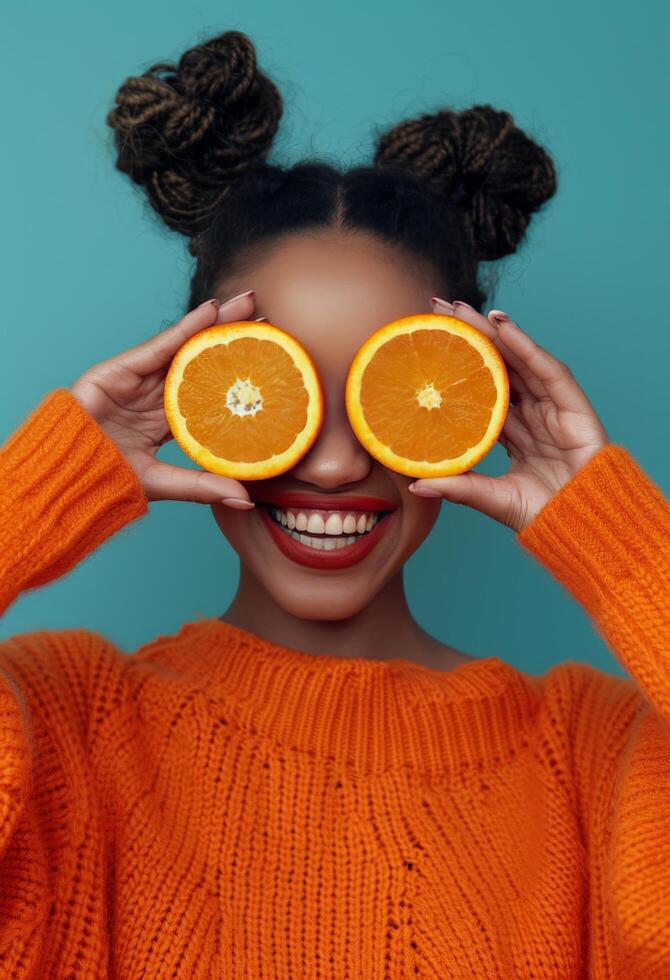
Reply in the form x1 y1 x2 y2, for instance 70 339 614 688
253 491 396 512
257 505 396 570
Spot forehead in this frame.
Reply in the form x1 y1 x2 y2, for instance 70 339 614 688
221 231 435 369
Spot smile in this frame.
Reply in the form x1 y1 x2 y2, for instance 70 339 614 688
268 507 380 548
257 503 396 570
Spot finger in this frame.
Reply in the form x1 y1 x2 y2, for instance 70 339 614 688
409 471 527 531
493 316 597 414
115 290 256 376
432 298 499 342
140 459 255 508
486 311 548 398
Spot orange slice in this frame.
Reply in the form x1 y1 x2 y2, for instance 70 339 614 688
164 321 324 480
345 313 509 478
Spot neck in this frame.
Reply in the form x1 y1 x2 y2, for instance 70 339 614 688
221 564 445 665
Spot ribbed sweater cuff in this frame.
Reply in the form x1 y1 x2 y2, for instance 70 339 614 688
516 443 670 619
0 388 149 611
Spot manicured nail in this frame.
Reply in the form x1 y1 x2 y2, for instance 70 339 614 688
221 289 255 307
408 484 442 497
220 497 255 509
431 296 455 313
488 309 510 324
452 300 477 312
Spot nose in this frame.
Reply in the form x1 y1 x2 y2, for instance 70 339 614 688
290 390 372 489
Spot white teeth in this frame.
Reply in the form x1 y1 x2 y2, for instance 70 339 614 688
285 530 359 550
324 513 343 535
268 506 385 546
342 514 357 534
307 513 325 534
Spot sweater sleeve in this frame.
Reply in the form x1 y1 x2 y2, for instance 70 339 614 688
0 389 148 967
0 387 149 618
516 442 670 975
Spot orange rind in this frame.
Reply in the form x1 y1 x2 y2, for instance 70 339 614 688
345 313 509 478
164 321 324 480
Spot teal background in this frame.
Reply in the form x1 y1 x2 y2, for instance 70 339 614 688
1 1 668 679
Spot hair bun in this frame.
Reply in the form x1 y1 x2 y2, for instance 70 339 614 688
106 30 282 237
373 104 557 261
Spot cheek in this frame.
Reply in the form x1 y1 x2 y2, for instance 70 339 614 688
211 504 250 552
404 495 441 543
391 490 441 564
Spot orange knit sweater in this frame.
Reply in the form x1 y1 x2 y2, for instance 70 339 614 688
1 388 669 979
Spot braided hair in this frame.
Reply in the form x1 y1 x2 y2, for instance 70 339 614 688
107 29 558 312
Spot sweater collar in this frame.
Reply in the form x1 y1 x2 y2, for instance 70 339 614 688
136 617 540 778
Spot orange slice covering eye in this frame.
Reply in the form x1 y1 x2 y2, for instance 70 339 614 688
345 313 510 478
164 322 324 479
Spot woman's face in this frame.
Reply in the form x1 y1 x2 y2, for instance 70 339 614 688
211 230 443 621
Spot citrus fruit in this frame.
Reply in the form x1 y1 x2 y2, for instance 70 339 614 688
345 313 509 478
164 321 324 480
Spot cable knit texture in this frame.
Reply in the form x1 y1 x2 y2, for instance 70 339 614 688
0 387 669 978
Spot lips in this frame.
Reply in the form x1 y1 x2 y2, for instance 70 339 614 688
257 505 396 570
253 491 396 512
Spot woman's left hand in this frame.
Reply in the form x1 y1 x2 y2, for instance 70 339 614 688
408 299 612 533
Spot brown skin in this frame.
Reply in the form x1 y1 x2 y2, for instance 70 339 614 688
212 230 477 670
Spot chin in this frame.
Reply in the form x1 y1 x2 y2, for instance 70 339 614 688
246 565 388 621
211 494 439 622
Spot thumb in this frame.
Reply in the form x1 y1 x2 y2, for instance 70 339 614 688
140 459 255 509
409 472 525 530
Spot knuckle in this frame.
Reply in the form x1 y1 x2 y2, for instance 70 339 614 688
552 358 572 379
139 460 161 500
232 479 248 496
78 363 106 384
503 492 528 532
191 470 207 504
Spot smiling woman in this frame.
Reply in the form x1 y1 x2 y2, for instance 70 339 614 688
2 25 670 980
208 232 458 624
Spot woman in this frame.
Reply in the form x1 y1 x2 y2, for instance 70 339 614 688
1 29 668 978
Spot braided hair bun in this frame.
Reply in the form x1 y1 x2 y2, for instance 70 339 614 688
106 30 282 240
373 105 557 261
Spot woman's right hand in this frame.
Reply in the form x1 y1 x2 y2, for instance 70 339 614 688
69 290 258 509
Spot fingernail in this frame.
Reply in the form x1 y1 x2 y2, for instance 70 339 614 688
431 296 455 313
197 298 219 310
488 309 510 324
221 289 255 307
220 497 255 509
452 300 477 312
254 316 268 322
408 484 442 497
